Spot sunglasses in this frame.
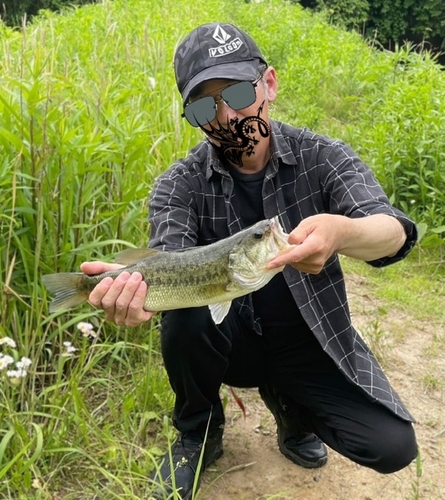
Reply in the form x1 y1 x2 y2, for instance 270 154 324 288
182 79 261 128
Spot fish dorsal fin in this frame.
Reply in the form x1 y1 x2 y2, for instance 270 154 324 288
114 248 160 265
208 301 232 324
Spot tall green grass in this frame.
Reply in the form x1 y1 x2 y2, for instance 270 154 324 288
0 0 444 497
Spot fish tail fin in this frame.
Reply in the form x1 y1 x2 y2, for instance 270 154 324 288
42 273 89 312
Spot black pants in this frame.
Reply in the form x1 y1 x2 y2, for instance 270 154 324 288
160 306 417 474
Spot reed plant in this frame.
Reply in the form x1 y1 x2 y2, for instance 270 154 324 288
0 0 444 497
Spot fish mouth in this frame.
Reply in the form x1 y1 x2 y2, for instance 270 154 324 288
270 216 290 245
263 216 292 262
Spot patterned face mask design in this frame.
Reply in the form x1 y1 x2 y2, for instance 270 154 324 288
201 101 270 167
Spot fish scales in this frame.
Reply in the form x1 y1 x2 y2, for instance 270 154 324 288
130 247 233 310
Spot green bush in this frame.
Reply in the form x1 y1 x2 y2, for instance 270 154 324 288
313 0 369 30
367 0 445 45
295 0 445 54
345 45 445 246
1 0 97 25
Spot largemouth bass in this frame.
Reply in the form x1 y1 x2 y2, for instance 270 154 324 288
42 217 293 324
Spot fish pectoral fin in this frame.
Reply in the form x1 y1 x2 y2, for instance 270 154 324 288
208 301 232 324
114 248 160 265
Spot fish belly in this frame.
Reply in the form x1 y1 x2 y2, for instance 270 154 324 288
143 282 239 312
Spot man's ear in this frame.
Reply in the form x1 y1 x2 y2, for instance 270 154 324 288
264 66 278 102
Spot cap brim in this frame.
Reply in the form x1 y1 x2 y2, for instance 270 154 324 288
181 59 261 103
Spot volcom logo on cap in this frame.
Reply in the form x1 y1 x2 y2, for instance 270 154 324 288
212 25 231 44
209 24 243 58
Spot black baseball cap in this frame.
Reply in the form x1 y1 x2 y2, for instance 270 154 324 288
174 23 268 103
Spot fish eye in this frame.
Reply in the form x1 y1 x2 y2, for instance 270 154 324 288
254 231 263 239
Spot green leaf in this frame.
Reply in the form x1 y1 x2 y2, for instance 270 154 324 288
416 222 428 241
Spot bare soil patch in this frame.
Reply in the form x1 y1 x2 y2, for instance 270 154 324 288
199 273 445 500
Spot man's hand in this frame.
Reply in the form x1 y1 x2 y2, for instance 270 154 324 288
80 261 155 327
268 215 343 274
267 213 406 273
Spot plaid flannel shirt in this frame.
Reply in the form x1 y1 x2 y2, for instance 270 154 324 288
148 120 417 421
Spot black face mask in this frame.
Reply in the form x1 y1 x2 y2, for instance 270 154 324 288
201 101 270 168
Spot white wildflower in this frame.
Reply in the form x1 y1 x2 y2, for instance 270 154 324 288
31 478 43 490
16 357 32 370
6 367 27 385
6 368 27 379
77 322 93 333
0 337 17 348
31 477 43 490
77 322 97 338
62 341 78 357
0 354 15 370
148 77 156 89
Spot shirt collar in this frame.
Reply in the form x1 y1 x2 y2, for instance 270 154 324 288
205 139 229 180
269 120 298 167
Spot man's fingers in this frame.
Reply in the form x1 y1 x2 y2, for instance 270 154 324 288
267 241 314 269
125 281 154 326
88 276 114 308
129 280 148 310
113 273 140 309
81 261 124 275
86 270 152 327
104 273 143 325
288 227 308 246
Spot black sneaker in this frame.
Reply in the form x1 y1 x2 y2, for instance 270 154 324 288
149 426 224 500
278 431 327 469
259 384 327 469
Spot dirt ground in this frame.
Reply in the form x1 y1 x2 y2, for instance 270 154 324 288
198 273 445 500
